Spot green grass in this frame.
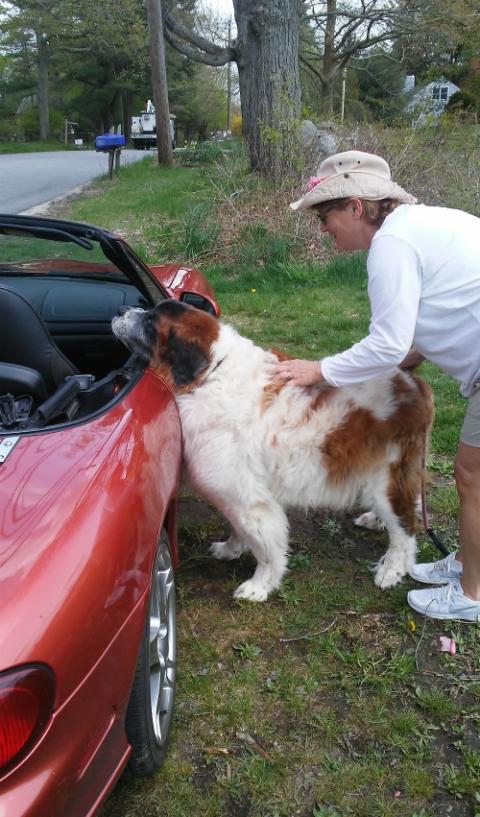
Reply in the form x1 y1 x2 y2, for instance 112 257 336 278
67 157 216 264
0 140 80 153
52 147 480 817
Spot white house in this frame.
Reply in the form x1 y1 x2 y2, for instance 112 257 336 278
404 76 460 120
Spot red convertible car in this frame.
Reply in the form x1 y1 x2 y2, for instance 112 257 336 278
0 214 219 817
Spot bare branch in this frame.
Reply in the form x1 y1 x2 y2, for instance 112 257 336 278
299 52 325 83
163 26 231 65
162 3 236 64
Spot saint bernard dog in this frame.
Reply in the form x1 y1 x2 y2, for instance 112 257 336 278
112 300 434 602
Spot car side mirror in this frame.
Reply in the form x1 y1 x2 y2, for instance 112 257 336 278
180 292 218 316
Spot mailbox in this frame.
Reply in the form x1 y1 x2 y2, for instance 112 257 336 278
95 134 126 151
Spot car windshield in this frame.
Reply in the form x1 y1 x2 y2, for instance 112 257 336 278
0 229 129 282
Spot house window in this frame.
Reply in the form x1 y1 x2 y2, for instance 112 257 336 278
432 86 449 102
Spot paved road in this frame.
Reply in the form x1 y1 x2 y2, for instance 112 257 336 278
0 149 150 214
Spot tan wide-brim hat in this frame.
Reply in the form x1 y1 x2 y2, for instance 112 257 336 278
290 150 417 211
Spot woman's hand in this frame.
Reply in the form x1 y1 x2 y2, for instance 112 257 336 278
269 358 324 387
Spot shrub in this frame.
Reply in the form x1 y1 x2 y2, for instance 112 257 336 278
16 106 65 141
182 204 220 259
337 120 480 215
177 140 225 166
231 113 243 138
0 117 23 142
235 221 294 271
445 90 479 119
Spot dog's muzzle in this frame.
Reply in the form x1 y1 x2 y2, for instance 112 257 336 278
112 307 147 346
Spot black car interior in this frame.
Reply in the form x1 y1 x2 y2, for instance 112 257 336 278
0 277 150 433
0 283 79 390
0 218 158 433
0 274 149 377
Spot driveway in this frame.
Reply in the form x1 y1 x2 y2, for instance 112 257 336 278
0 149 150 214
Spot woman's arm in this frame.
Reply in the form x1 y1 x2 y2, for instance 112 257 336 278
321 235 422 385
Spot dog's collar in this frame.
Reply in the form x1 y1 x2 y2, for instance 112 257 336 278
186 355 227 394
208 356 226 377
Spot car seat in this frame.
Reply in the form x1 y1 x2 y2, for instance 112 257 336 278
0 284 78 399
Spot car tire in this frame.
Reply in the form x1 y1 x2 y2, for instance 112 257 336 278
125 530 176 775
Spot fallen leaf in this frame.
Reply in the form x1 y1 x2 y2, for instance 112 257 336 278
439 636 456 655
201 747 230 756
236 731 273 761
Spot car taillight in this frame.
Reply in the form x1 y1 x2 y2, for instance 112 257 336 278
0 665 55 776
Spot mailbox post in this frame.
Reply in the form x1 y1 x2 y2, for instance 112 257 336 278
95 134 126 179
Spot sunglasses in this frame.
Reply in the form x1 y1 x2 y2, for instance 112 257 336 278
314 207 336 225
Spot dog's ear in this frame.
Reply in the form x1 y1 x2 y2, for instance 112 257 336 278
165 328 209 386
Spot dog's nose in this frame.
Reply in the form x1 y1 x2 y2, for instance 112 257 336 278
118 305 130 316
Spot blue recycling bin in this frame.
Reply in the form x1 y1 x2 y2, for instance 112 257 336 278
95 134 126 151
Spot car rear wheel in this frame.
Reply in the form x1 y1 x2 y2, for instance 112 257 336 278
126 530 176 775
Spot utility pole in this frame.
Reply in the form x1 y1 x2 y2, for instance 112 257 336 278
226 18 232 131
340 66 347 123
146 0 174 166
64 119 78 145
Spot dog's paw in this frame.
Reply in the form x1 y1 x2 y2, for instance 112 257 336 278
210 539 245 561
353 511 385 531
233 579 270 602
374 554 406 589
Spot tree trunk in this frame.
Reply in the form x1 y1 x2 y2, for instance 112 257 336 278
147 0 174 166
123 91 133 140
321 0 336 116
232 0 301 179
102 106 114 132
163 0 301 178
36 31 50 140
108 89 121 130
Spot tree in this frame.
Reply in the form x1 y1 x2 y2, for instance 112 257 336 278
0 0 69 138
168 62 229 142
146 0 174 165
1 0 152 140
162 0 301 179
59 0 150 135
301 0 409 116
392 0 479 81
354 48 406 122
301 0 477 117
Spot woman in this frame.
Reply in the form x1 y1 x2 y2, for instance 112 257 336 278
273 149 480 622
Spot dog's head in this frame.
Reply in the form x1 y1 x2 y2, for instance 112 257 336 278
112 300 220 391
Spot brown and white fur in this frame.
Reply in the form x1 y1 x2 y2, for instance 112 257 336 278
112 301 434 602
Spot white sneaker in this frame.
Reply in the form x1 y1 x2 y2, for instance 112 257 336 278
408 579 480 622
408 552 462 585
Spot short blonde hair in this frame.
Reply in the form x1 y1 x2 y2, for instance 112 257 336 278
311 197 401 227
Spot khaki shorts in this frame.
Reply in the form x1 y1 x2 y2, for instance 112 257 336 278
460 382 480 447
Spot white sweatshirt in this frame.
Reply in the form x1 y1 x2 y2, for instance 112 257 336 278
321 204 480 397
